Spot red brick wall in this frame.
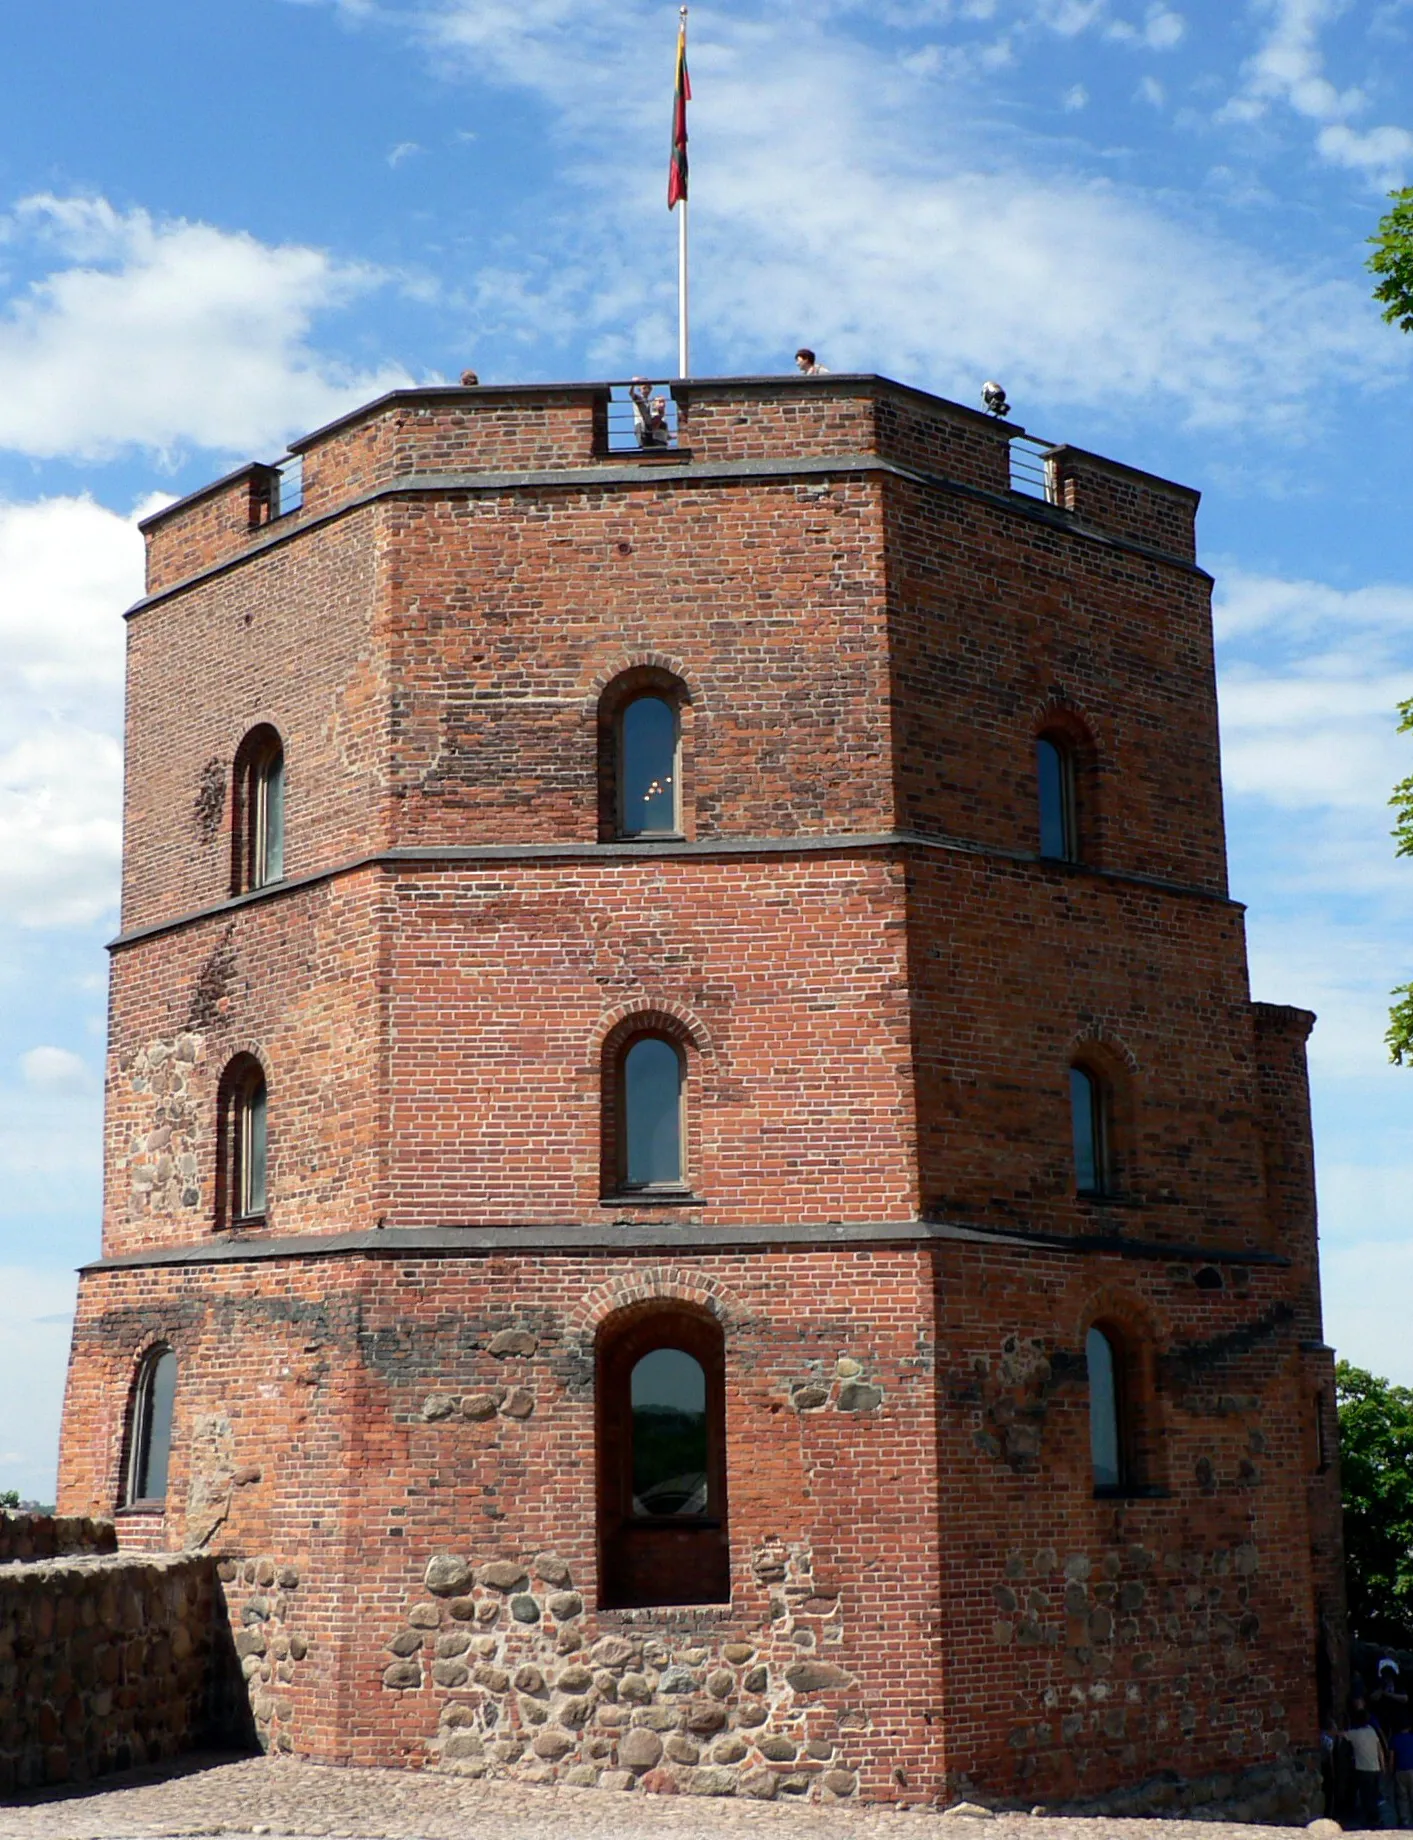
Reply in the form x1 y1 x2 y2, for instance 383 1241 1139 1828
120 508 387 936
907 853 1265 1249
59 1235 1324 1807
883 473 1226 890
61 374 1336 1810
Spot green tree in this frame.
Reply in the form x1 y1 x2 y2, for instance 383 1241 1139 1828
1368 188 1413 334
1390 700 1413 1064
1337 1360 1413 1646
0 1490 18 1510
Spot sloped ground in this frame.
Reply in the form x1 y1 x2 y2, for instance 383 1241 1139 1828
0 1755 1319 1840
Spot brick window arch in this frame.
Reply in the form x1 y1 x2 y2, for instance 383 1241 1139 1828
596 1306 729 1609
217 1053 268 1228
601 1017 696 1198
123 1345 177 1507
1069 1062 1112 1196
1034 708 1097 864
1085 1322 1127 1493
231 724 285 893
597 669 688 841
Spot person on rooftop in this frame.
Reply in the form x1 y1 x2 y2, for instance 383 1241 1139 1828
794 348 829 375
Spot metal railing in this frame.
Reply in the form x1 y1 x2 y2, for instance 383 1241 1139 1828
271 452 304 518
604 381 682 453
1009 434 1059 504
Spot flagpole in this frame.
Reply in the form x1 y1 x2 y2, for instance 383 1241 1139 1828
677 7 690 379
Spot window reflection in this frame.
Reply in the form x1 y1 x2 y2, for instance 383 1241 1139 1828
128 1348 177 1505
240 1076 268 1219
1070 1066 1104 1195
1086 1326 1122 1491
630 1348 708 1518
623 1036 683 1186
1037 736 1075 861
620 696 678 836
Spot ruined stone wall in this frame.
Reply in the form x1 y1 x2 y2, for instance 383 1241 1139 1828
0 1552 242 1793
0 1512 114 1564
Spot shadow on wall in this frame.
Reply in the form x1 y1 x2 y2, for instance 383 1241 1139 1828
0 1513 255 1798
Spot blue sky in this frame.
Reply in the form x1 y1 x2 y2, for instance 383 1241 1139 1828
2 0 1411 1502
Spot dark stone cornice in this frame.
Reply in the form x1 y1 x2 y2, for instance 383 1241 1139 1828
81 1219 1288 1275
108 829 1238 951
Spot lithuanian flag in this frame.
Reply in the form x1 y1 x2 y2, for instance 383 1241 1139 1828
668 17 690 209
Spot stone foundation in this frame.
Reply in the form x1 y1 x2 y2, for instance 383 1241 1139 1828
0 1550 247 1793
385 1546 859 1800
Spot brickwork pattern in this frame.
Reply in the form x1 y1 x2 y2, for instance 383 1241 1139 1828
59 373 1338 1812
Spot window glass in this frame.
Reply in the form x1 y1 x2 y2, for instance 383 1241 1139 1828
133 1349 177 1503
1070 1066 1102 1194
1086 1327 1121 1491
242 1078 268 1218
260 750 285 884
631 1348 708 1518
621 696 677 836
1037 736 1074 860
623 1037 682 1186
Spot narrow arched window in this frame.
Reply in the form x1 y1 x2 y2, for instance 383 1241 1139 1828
218 1055 268 1226
232 726 285 893
125 1347 177 1507
1086 1325 1124 1493
1037 734 1077 861
597 1310 728 1608
1070 1064 1110 1196
619 1035 684 1189
618 695 679 837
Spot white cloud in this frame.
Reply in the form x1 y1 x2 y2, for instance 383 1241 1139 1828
1223 0 1413 183
1108 2 1186 46
0 495 140 929
327 0 1403 432
1136 74 1166 105
0 194 412 462
20 1047 89 1091
1062 82 1090 109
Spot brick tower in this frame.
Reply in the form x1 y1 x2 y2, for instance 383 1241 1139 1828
57 374 1344 1813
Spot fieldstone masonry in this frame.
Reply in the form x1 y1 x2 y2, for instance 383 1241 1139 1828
386 1543 860 1802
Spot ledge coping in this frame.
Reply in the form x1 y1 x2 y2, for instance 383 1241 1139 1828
108 829 1238 951
81 1219 1291 1274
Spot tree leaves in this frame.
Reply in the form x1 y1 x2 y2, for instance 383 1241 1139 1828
1369 189 1413 336
1337 1361 1413 1647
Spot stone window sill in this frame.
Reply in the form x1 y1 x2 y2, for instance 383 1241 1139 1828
600 1190 706 1209
115 1501 167 1517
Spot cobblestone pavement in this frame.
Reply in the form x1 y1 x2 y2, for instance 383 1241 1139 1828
0 1756 1315 1840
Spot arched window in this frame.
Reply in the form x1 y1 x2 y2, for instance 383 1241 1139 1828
618 1034 685 1191
232 726 285 893
124 1347 177 1507
1086 1325 1125 1493
218 1055 268 1226
1036 734 1077 861
1069 1064 1111 1196
618 695 679 837
597 1309 728 1608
